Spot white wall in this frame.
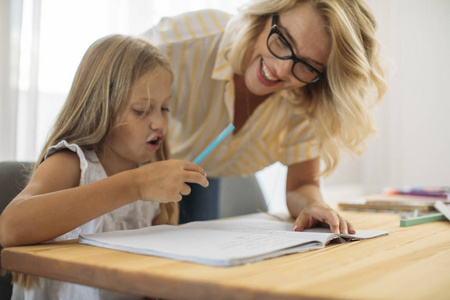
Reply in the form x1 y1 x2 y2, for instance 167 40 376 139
356 0 450 189
0 0 22 160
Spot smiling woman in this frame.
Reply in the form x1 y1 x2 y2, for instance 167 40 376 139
141 0 387 233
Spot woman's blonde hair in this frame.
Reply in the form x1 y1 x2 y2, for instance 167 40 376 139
226 0 387 175
36 34 177 225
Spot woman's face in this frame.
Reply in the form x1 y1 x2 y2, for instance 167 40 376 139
243 3 331 95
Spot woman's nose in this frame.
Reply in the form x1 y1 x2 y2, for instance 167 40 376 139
275 59 293 80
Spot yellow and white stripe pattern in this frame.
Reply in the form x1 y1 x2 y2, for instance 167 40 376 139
142 9 319 177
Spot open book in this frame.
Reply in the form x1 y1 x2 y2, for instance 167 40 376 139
78 216 389 267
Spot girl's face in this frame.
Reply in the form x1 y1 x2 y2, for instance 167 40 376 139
243 3 331 95
102 68 172 172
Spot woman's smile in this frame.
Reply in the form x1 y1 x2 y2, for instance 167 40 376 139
257 58 281 86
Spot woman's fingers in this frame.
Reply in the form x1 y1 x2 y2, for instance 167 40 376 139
347 220 356 234
293 212 308 231
293 204 354 235
293 211 317 231
337 214 348 234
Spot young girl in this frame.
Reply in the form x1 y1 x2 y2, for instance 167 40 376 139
0 34 209 299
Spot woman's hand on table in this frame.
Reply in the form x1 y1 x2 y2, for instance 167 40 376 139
293 202 356 234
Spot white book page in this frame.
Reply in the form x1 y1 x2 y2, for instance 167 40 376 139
182 218 388 242
79 225 319 266
79 217 389 266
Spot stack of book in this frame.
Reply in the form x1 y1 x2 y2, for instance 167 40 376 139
338 187 449 213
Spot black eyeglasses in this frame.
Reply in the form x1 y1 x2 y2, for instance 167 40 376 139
266 14 324 84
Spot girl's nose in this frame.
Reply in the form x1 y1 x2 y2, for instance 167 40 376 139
149 111 166 131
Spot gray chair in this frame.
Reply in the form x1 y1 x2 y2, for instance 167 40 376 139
179 175 267 223
0 161 34 300
219 175 267 218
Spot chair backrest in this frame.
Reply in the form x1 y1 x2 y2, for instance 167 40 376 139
0 161 34 213
0 161 34 300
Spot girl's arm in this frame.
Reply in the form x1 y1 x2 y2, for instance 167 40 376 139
0 151 208 247
285 157 355 234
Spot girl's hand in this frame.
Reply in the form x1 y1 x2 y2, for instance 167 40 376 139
133 160 209 203
293 202 356 234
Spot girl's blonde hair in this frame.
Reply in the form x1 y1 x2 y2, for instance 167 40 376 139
226 0 387 175
36 34 177 225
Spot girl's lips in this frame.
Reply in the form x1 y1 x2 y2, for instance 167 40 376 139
147 136 164 151
256 58 281 87
147 140 161 151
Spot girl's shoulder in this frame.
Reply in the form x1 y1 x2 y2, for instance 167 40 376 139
46 140 86 160
44 140 98 186
29 147 82 194
45 140 91 170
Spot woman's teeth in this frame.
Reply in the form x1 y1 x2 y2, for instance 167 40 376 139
262 61 278 82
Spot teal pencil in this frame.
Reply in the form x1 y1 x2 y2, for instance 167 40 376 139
193 124 235 164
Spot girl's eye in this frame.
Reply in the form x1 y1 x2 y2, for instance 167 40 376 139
133 109 145 115
162 107 170 112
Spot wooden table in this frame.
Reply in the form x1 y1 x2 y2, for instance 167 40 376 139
2 211 450 300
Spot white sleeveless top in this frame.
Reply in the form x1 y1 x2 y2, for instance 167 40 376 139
13 140 160 300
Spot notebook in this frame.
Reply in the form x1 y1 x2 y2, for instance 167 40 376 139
78 217 389 267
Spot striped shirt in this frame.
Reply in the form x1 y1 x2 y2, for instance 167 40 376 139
143 9 319 177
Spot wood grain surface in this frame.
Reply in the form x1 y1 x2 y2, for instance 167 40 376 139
2 211 450 300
